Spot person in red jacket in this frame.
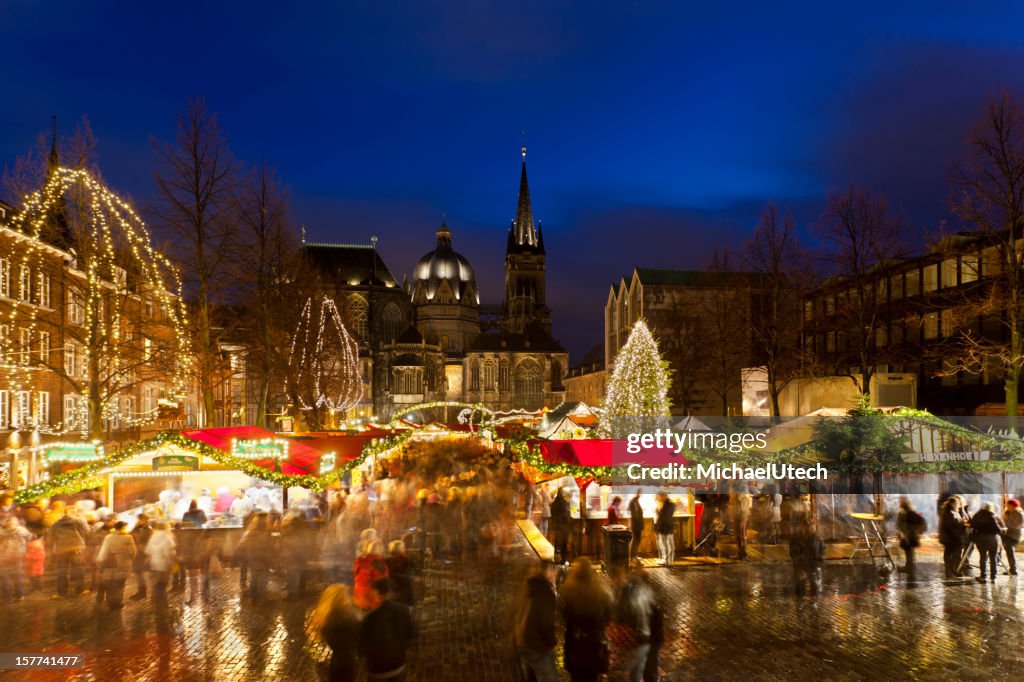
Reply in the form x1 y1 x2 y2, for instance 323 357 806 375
353 539 389 610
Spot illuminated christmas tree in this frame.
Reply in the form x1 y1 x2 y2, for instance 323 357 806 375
600 319 671 436
288 296 364 430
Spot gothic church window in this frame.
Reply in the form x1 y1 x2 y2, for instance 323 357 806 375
348 294 369 340
381 303 403 344
513 358 543 410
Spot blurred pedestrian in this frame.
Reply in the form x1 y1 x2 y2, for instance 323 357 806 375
537 485 552 536
970 502 1005 583
237 512 273 603
939 496 967 578
550 488 572 563
130 514 152 600
896 498 926 579
654 493 675 567
146 520 176 603
606 496 622 526
385 540 415 607
1003 499 1022 576
614 568 656 682
0 515 30 601
358 577 417 682
24 533 45 593
731 488 753 560
354 539 389 610
182 500 207 528
513 560 559 682
628 491 645 564
310 584 362 682
47 506 90 598
95 520 137 610
559 557 613 682
789 518 825 597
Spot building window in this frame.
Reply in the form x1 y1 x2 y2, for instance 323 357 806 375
484 360 495 390
36 392 49 426
64 395 79 429
380 303 404 345
961 255 980 284
0 258 9 297
348 294 369 340
825 296 835 316
38 331 49 364
19 328 30 366
982 246 1001 277
940 310 956 338
68 292 85 326
499 358 510 391
803 301 813 321
513 359 544 410
13 391 30 427
923 265 938 293
36 272 51 307
905 270 920 297
0 391 7 429
923 312 939 340
469 360 480 391
551 360 563 389
874 326 888 347
890 274 904 300
941 258 957 289
825 332 836 353
65 343 77 377
18 265 30 301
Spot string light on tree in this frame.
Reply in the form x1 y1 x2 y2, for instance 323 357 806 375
3 166 191 439
288 296 363 426
599 319 671 437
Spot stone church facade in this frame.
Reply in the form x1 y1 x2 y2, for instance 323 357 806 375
304 150 567 420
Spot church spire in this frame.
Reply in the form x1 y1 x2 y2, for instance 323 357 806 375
512 146 537 247
47 115 59 177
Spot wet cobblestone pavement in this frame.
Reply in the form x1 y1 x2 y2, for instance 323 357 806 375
1 537 1022 681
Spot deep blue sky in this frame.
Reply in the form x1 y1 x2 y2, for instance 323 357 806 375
3 1 1024 360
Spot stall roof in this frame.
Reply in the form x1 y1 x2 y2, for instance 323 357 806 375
531 439 615 467
182 426 323 476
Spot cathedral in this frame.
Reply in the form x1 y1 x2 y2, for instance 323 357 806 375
303 149 568 419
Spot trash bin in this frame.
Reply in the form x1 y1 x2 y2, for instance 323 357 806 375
602 525 632 571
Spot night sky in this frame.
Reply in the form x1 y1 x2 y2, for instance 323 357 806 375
3 1 1024 360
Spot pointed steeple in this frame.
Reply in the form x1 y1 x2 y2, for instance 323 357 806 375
512 146 537 247
47 115 59 178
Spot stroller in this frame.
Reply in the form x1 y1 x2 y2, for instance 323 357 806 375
693 509 724 557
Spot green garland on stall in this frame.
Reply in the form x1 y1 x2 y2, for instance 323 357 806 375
19 404 1024 503
388 401 493 427
14 429 418 504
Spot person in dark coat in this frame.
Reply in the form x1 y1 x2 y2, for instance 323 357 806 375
385 540 415 606
311 584 362 682
558 557 613 682
789 519 825 597
514 561 559 682
549 488 572 563
628 491 645 564
896 498 926 579
358 577 417 681
970 502 1006 583
129 514 152 600
938 496 967 578
654 493 676 566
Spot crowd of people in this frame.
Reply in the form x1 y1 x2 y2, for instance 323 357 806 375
937 495 1022 582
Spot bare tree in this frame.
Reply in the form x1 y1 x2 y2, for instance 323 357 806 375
946 93 1024 419
152 99 240 427
236 162 300 427
696 250 754 415
814 187 904 397
743 203 811 416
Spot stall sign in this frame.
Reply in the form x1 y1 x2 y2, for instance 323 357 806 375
319 452 337 475
232 438 288 460
43 442 104 461
152 454 200 471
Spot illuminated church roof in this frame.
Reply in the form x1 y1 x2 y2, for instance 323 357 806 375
412 223 479 304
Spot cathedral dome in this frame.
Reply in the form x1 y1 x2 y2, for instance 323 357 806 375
412 223 480 305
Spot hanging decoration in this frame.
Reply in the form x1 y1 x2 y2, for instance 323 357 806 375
289 296 363 414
